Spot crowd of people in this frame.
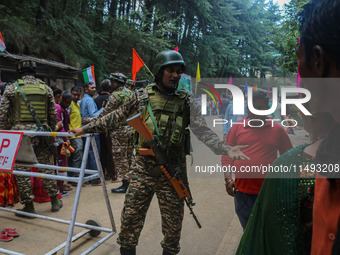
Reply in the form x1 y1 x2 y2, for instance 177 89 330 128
0 64 139 212
0 0 339 254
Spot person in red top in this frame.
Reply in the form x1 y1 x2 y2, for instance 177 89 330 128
222 91 292 230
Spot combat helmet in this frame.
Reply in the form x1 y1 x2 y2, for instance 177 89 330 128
152 50 185 76
17 60 36 75
109 73 128 85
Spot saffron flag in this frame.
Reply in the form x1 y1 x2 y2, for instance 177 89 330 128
174 46 179 52
229 76 233 84
253 84 256 92
132 48 145 81
0 31 6 53
196 62 201 83
82 65 96 85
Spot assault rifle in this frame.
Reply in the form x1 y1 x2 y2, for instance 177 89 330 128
127 113 201 229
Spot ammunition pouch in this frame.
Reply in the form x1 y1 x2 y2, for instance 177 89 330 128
184 129 191 155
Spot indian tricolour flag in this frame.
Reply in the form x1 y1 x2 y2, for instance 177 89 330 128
0 31 6 53
82 65 96 85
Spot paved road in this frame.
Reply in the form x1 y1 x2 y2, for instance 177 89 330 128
3 116 309 254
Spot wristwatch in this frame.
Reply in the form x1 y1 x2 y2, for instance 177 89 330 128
225 179 234 185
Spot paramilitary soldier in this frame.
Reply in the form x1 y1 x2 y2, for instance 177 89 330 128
0 60 63 218
99 73 134 193
70 50 249 255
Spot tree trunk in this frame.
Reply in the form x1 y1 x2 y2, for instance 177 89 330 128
95 0 105 26
143 0 154 32
36 0 50 25
109 0 118 19
62 0 68 20
126 0 131 17
81 0 88 19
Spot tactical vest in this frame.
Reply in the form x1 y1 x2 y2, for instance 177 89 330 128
112 88 133 127
10 80 49 125
137 84 190 159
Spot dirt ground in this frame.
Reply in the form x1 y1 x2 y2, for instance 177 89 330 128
0 117 309 255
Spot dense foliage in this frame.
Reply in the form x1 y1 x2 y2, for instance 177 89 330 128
272 0 309 75
0 0 302 81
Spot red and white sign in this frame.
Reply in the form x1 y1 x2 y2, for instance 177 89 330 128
0 131 23 173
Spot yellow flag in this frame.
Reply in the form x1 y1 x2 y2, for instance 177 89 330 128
196 62 201 84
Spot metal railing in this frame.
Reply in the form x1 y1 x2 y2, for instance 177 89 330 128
0 131 116 255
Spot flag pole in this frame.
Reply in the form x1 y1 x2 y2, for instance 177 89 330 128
143 63 155 79
4 50 17 58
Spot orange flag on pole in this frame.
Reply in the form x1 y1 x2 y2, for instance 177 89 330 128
0 31 6 53
132 48 145 81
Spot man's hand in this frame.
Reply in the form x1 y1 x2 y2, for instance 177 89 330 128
69 128 84 137
56 121 63 131
225 178 237 197
82 117 92 125
227 145 250 161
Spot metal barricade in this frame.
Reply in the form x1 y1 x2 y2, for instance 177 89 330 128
0 131 116 255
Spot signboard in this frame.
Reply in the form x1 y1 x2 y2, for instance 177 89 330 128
0 131 23 173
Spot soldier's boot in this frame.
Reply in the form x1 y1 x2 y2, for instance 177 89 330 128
120 247 136 255
15 202 36 219
51 196 63 212
162 249 174 255
111 180 129 194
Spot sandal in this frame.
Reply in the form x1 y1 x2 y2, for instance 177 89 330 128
3 228 19 237
0 231 14 242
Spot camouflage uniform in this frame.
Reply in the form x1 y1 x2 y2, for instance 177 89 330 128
0 75 59 204
96 87 134 181
83 83 231 254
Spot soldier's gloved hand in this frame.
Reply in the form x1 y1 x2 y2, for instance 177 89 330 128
227 145 250 161
68 128 84 137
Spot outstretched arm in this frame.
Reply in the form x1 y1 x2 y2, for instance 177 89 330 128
190 98 249 161
69 92 140 136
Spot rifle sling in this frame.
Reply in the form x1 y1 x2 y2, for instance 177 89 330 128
146 98 160 136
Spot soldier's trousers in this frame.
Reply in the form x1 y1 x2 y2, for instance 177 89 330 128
117 171 184 254
15 147 59 204
110 126 133 181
